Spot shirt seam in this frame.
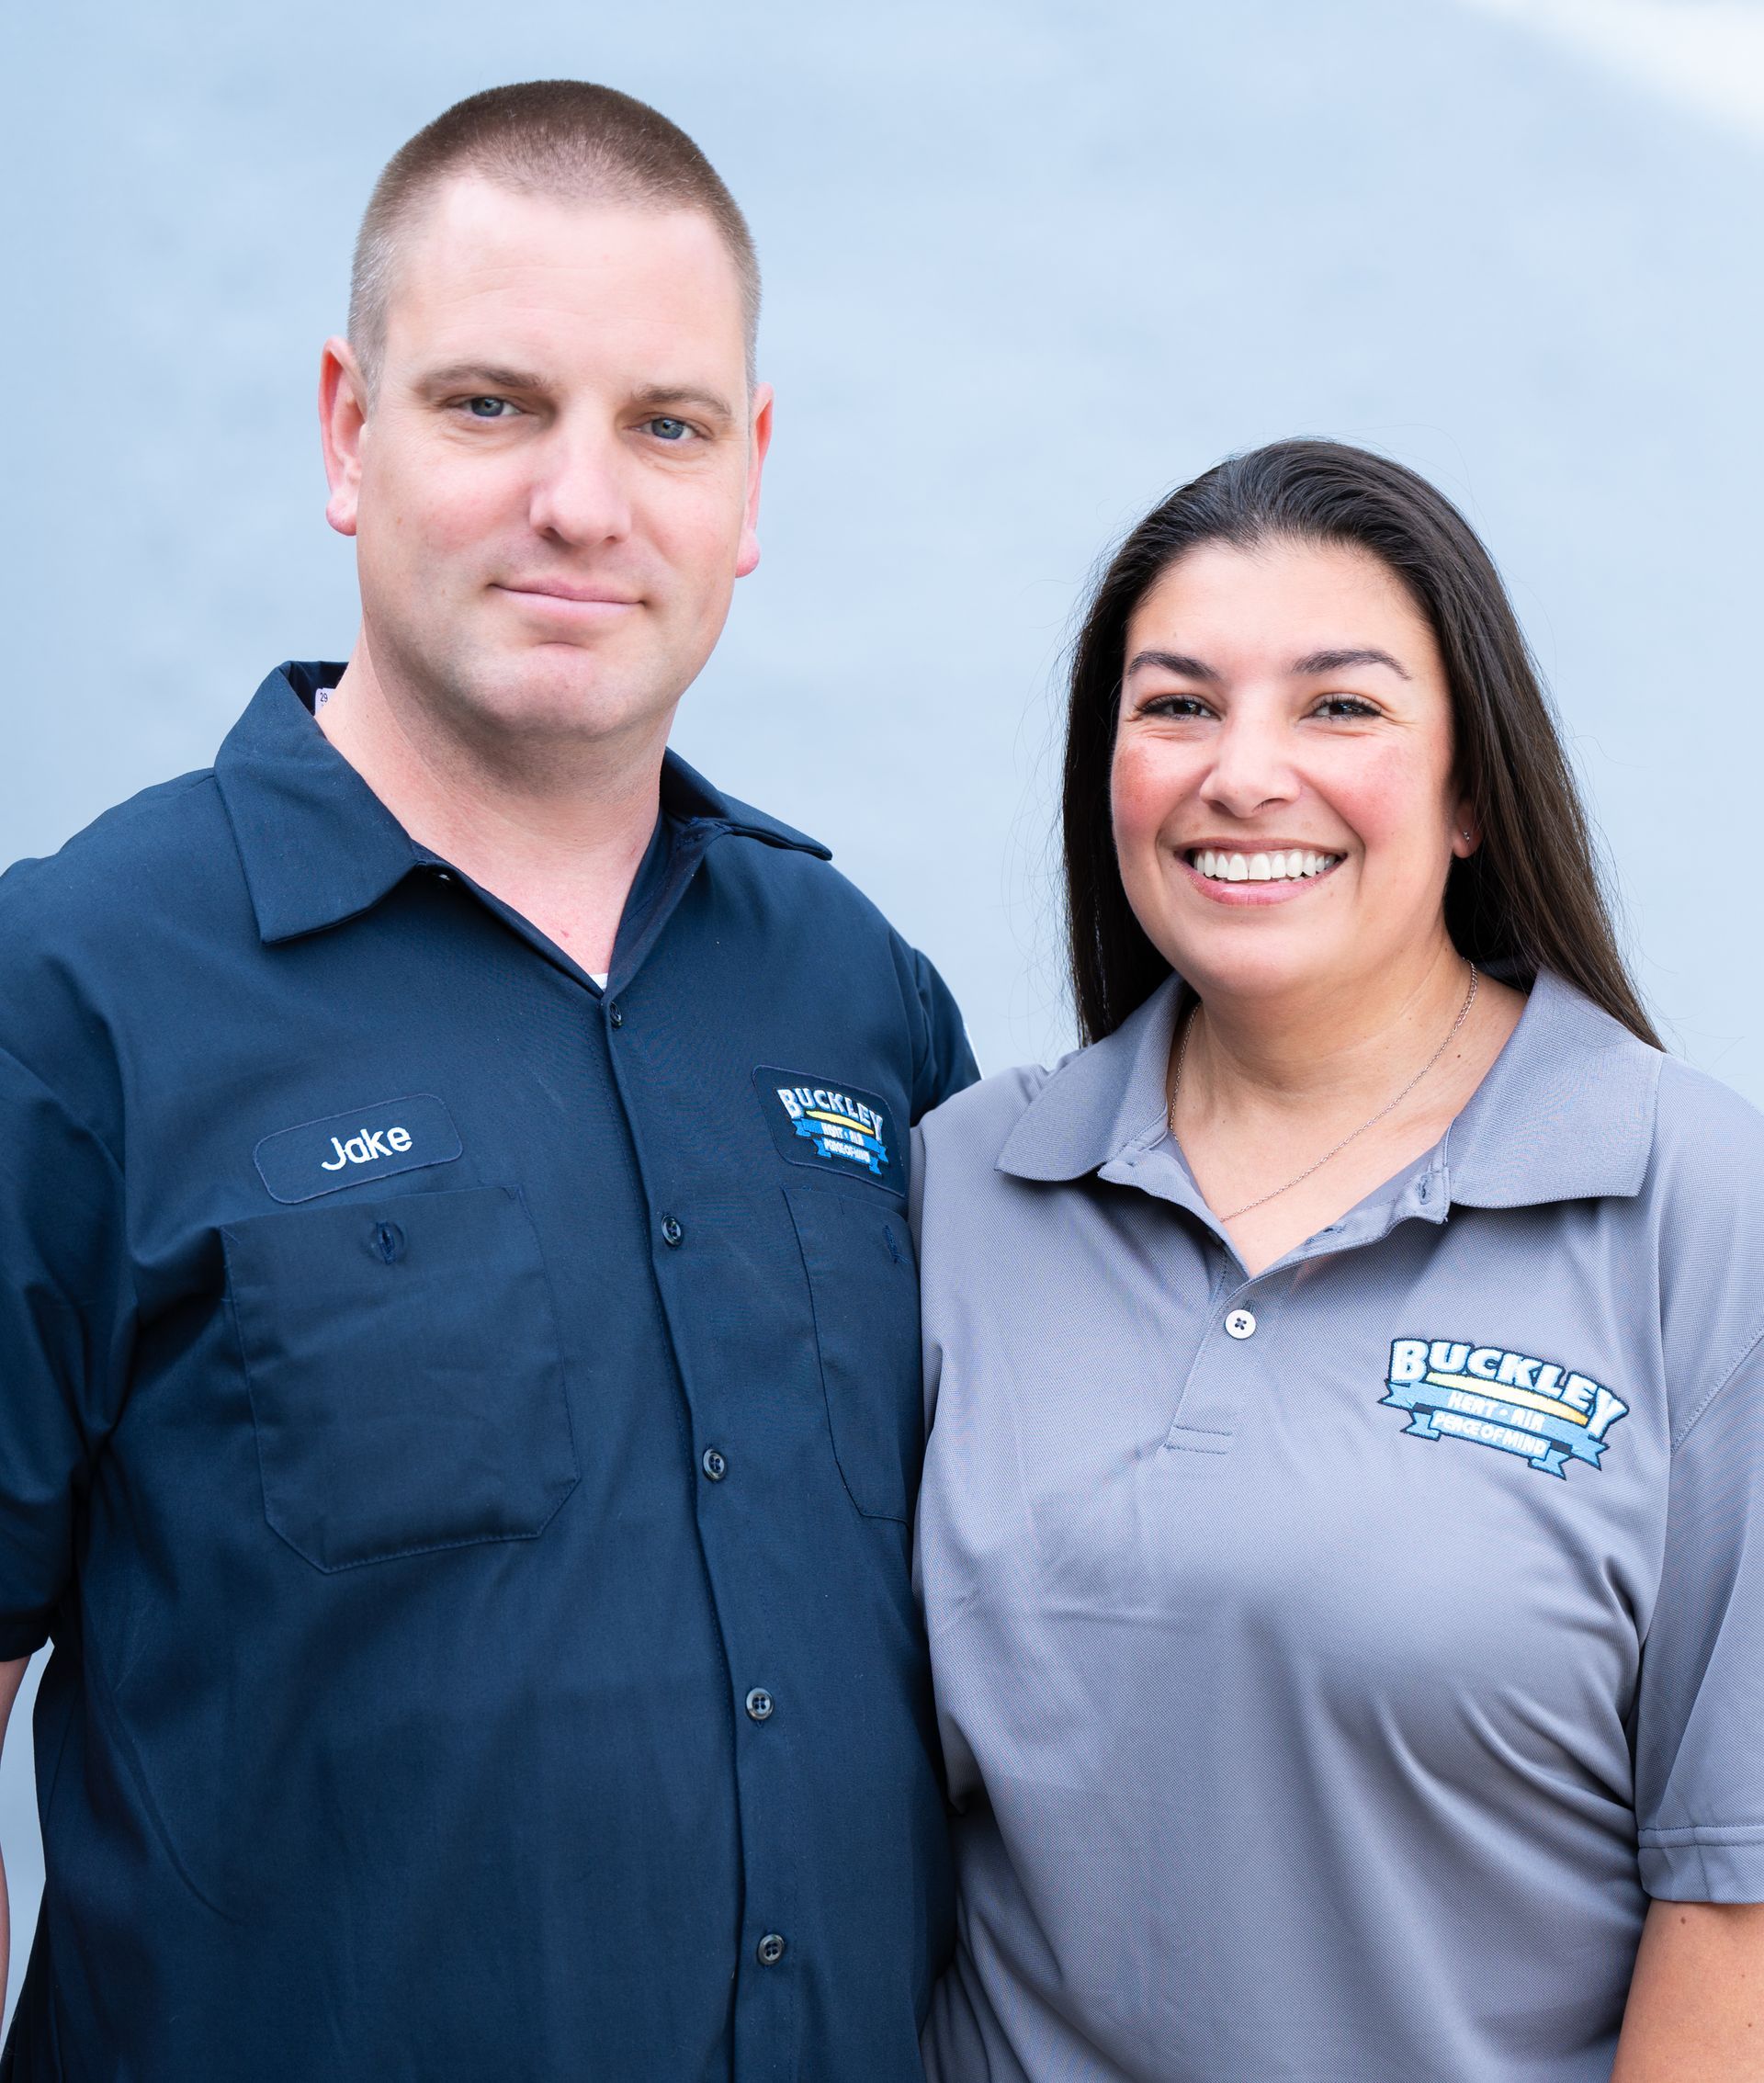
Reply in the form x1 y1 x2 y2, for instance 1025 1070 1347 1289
1670 1313 1764 1455
1638 1822 1764 1845
905 943 934 1115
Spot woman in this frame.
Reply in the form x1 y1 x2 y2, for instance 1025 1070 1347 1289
913 441 1764 2081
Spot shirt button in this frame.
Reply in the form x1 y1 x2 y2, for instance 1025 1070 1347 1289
607 1002 623 1028
1225 1308 1257 1340
701 1446 728 1482
661 1214 684 1248
756 1933 786 1966
745 1687 775 1722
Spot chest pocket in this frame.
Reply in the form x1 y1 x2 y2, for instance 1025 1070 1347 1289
785 1179 922 1523
221 1185 578 1571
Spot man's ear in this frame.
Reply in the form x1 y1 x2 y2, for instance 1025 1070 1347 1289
319 337 369 538
734 381 775 580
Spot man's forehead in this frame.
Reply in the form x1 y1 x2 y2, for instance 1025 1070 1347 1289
386 175 746 350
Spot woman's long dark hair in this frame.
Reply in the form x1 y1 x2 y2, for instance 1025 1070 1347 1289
1063 438 1658 1047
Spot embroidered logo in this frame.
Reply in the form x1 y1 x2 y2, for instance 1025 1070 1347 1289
753 1066 899 1190
1382 1338 1629 1479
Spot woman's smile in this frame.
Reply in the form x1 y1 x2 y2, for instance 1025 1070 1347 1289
1178 843 1344 903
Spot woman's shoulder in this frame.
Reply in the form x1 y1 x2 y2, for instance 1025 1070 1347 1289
1498 974 1764 1221
918 1057 1064 1171
1649 1052 1764 1206
1634 1057 1764 1432
1666 1049 1764 1166
910 1058 1073 1248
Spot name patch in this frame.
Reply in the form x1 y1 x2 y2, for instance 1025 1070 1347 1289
754 1066 899 1192
1381 1336 1629 1479
254 1093 463 1204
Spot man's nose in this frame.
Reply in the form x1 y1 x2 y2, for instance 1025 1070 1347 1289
525 423 635 547
1199 708 1300 820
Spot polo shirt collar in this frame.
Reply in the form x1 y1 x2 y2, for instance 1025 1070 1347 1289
1442 968 1659 1208
997 977 1183 1185
215 662 829 946
997 966 1661 1213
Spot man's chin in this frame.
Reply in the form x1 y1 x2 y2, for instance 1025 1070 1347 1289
438 648 678 745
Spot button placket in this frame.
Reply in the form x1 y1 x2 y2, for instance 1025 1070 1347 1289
1163 1280 1282 1455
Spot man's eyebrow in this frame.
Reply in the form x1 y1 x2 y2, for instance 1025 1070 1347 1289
1291 646 1411 681
1125 650 1222 683
631 382 737 421
417 362 548 394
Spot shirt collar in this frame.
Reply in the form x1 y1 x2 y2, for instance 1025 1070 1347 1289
997 966 1662 1212
214 662 829 946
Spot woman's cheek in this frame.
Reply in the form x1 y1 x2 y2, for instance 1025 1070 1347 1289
1110 739 1178 855
1317 739 1448 876
1109 751 1159 889
1109 742 1192 949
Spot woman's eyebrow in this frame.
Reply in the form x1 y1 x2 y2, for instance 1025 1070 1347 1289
1291 646 1411 680
1125 650 1221 682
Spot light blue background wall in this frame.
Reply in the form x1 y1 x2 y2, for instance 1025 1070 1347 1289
5 0 1761 2028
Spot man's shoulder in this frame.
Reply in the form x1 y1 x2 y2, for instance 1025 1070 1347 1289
702 811 978 1107
0 767 232 967
771 848 916 948
707 799 920 957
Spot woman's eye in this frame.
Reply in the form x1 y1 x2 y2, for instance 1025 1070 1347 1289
646 416 692 442
463 397 515 419
1145 695 1214 719
1314 696 1378 719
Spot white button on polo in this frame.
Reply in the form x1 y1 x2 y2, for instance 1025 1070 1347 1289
1225 1308 1257 1341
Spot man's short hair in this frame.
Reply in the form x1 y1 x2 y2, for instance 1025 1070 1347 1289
349 79 760 397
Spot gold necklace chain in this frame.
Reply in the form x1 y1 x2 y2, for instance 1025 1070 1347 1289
1167 963 1479 1223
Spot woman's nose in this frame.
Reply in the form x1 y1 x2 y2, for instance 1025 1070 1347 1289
1200 711 1299 819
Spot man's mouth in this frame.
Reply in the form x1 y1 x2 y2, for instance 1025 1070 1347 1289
1182 847 1343 885
495 580 643 607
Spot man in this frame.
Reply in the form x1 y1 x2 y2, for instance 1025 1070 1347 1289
0 81 973 2079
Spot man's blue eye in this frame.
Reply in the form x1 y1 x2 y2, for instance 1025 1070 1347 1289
649 417 690 441
466 397 510 418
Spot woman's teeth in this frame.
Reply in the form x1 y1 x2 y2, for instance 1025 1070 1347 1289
1190 849 1340 883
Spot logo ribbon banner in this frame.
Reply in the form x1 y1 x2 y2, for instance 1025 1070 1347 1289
1381 1338 1628 1480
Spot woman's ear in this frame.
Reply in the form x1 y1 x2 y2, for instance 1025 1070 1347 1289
1452 801 1481 860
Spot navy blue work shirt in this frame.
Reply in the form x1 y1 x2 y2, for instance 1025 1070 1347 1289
0 662 976 2081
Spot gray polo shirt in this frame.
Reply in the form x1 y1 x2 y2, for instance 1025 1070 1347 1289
911 971 1764 2083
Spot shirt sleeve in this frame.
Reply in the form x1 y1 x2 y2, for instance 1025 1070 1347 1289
907 946 979 1121
0 1041 136 1660
1634 1330 1764 1902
